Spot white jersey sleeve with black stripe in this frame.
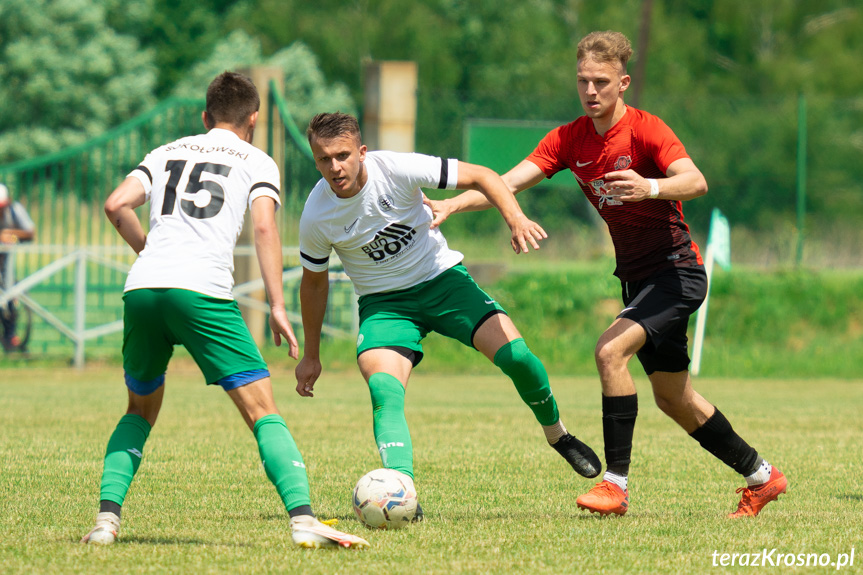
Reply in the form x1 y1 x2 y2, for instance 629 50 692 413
297 178 334 273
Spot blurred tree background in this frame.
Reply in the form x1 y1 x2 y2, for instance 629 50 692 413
0 0 156 160
1 0 861 250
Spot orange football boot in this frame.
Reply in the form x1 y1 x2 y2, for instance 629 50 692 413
729 467 788 518
577 480 629 516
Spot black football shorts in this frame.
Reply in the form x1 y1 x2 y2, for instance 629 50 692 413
617 265 707 375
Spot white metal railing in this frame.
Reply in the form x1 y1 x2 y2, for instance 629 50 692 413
0 244 356 368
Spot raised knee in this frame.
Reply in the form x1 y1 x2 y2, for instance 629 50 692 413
594 339 625 373
494 338 540 376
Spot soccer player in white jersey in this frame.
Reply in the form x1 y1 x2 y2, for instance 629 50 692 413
81 73 369 549
296 112 601 519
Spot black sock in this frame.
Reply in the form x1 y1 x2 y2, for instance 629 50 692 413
287 504 315 519
99 500 122 518
689 408 760 476
602 394 638 476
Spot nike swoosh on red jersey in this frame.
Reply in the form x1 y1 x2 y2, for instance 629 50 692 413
576 160 593 167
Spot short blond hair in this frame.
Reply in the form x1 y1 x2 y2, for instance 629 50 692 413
577 31 633 72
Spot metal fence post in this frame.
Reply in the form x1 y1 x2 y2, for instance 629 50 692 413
2 245 12 291
795 93 807 267
74 250 87 368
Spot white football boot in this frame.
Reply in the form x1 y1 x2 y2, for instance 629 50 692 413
290 515 370 549
81 512 121 545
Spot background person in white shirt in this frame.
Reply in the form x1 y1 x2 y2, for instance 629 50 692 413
0 183 35 352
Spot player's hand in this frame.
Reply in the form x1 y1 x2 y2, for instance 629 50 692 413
269 306 299 359
422 195 454 230
603 169 650 202
295 356 322 398
508 214 547 254
0 230 18 244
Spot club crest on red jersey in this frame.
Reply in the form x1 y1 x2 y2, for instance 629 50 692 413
614 155 632 170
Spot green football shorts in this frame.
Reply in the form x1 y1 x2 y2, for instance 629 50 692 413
122 288 267 388
356 264 506 366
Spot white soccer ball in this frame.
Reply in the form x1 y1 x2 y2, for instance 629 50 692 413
352 468 418 529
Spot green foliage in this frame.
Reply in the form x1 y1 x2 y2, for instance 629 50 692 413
696 268 863 376
0 1 352 168
228 0 863 232
2 368 861 573
0 0 156 162
133 0 240 97
5 1 863 232
643 2 863 230
170 29 264 99
644 95 800 230
267 42 357 124
170 30 355 126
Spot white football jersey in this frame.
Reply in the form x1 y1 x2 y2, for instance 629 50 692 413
299 151 463 295
124 128 281 299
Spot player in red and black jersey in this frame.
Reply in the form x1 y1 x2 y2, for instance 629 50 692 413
428 30 786 518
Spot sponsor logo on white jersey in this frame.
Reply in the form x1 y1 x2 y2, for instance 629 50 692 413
361 223 417 263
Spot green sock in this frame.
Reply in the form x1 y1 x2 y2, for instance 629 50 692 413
494 338 560 426
253 414 311 513
368 372 414 479
99 414 151 506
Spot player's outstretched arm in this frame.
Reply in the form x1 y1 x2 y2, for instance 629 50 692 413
454 161 547 254
295 268 329 397
251 196 299 359
604 158 708 202
425 160 546 229
104 177 147 254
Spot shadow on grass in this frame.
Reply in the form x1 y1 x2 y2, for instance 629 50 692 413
439 509 627 521
105 536 254 547
261 512 361 523
836 493 863 501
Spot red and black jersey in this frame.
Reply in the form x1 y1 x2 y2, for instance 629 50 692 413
527 107 703 281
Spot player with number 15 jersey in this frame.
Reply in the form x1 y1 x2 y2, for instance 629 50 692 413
125 128 280 299
83 72 370 550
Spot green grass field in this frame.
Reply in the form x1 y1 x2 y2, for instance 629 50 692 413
1 365 861 574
